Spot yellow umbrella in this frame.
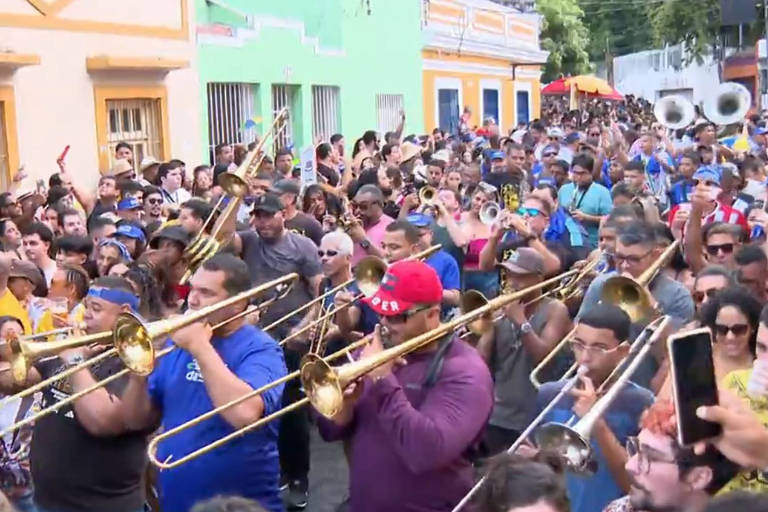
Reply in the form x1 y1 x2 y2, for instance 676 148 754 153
563 75 616 95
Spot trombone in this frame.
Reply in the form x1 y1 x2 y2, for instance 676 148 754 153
529 240 678 388
534 315 671 474
180 108 290 284
0 274 297 436
266 244 441 339
451 316 670 512
146 268 575 468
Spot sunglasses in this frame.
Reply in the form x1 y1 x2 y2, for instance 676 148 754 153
146 198 162 205
543 152 557 158
706 243 734 256
693 180 718 188
318 250 339 258
714 323 750 337
589 132 601 137
548 137 560 141
384 304 432 324
692 288 720 303
517 207 543 217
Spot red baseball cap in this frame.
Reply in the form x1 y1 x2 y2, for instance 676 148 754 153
364 260 443 316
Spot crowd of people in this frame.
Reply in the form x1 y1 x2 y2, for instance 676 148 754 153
1 96 768 512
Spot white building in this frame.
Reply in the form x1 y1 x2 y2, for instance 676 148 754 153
612 44 720 105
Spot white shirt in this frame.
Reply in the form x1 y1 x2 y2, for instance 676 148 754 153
161 187 191 205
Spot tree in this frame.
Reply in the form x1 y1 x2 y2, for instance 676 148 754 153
578 0 653 60
537 0 592 82
649 0 720 64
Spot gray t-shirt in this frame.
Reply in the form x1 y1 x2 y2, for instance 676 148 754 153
239 230 322 335
285 212 324 246
489 300 552 431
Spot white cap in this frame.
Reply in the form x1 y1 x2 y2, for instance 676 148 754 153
139 156 160 173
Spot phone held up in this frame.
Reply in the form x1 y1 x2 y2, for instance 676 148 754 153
667 327 722 446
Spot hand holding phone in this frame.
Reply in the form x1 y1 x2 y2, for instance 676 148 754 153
668 328 722 446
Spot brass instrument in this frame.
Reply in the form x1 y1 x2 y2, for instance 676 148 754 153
301 271 581 419
529 326 578 389
534 315 671 474
556 252 607 302
180 109 290 284
0 274 297 436
600 240 679 323
479 201 501 226
145 268 574 468
703 82 751 126
654 95 695 130
418 185 437 206
269 244 441 341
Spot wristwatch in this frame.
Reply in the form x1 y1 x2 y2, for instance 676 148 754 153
360 239 371 250
63 353 86 368
519 322 533 335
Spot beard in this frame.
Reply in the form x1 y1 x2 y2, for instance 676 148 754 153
628 479 684 512
380 187 393 196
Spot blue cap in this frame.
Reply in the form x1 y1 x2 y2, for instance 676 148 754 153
489 150 505 161
756 127 768 135
117 197 142 210
542 143 559 155
407 212 434 228
112 223 146 243
692 165 721 185
535 176 557 187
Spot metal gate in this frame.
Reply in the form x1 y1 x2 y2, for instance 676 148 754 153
207 82 259 163
376 93 404 135
312 85 340 142
272 84 296 153
106 98 163 167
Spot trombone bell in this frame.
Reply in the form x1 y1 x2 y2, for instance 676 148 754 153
354 256 388 298
217 173 249 199
600 275 655 324
112 313 158 376
300 353 344 418
460 290 491 335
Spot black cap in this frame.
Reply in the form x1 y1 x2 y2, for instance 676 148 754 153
251 193 284 214
271 178 301 196
149 225 191 249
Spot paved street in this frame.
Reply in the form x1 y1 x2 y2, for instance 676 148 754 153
304 428 349 512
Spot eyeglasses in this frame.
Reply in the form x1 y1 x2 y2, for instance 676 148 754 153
714 323 750 337
318 250 339 258
146 198 162 205
613 250 653 265
705 243 734 256
543 152 557 158
589 132 601 137
626 436 677 474
569 339 616 356
692 288 721 303
693 180 718 188
517 207 543 218
383 304 432 325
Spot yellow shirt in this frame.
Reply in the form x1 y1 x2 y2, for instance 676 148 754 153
719 368 768 494
0 289 31 334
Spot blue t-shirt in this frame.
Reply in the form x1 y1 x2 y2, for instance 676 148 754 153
535 379 654 512
321 279 378 338
557 182 612 249
427 250 461 318
148 325 287 512
668 179 694 207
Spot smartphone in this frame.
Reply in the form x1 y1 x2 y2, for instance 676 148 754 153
667 328 722 446
58 145 70 162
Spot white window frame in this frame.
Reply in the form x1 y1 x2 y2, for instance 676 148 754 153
311 85 340 142
512 80 533 125
479 78 502 128
105 98 163 168
376 93 405 135
434 77 463 131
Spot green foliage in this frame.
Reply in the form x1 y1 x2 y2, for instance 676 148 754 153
578 0 653 59
649 0 720 64
537 0 592 82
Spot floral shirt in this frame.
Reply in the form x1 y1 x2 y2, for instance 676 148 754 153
603 496 636 512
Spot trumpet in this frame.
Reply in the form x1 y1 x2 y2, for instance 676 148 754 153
479 201 502 226
146 268 576 468
534 315 671 474
0 274 297 436
419 185 437 206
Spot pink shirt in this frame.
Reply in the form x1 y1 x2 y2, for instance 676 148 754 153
352 214 394 265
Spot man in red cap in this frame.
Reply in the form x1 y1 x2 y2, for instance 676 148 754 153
315 260 493 512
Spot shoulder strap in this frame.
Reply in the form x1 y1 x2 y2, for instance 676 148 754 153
422 337 455 389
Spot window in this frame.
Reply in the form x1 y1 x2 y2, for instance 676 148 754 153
272 84 299 153
516 91 530 125
207 82 260 164
312 86 340 142
105 98 163 168
482 88 499 125
376 93 404 134
438 89 460 134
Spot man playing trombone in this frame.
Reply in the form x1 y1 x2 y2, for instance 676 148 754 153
0 276 149 512
535 303 654 512
121 254 288 512
315 260 493 512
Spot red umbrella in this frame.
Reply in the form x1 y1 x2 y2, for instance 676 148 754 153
542 75 623 101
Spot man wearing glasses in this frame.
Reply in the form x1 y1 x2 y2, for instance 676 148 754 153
558 153 613 249
603 399 740 512
577 222 693 388
347 184 392 265
315 260 493 512
536 303 653 512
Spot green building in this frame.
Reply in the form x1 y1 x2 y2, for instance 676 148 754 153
196 0 425 162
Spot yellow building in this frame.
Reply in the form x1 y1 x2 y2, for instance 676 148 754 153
0 0 201 188
422 0 547 134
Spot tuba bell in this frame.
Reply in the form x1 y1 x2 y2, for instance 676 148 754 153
479 201 501 226
653 95 695 130
704 82 752 126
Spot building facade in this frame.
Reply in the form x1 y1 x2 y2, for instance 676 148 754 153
196 0 424 163
421 0 547 135
0 0 201 188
